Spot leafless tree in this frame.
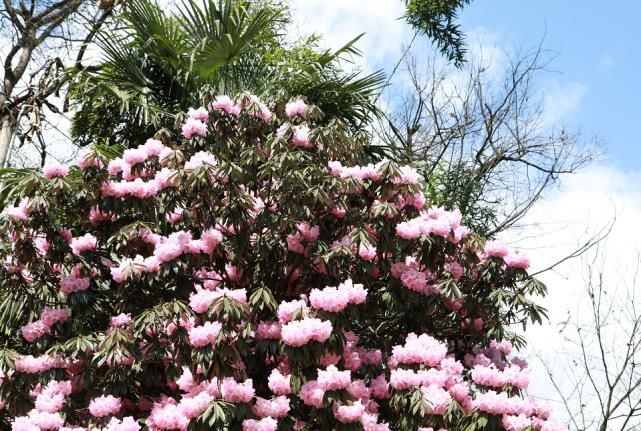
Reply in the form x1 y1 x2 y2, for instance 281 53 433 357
0 0 116 168
540 250 641 431
376 41 599 235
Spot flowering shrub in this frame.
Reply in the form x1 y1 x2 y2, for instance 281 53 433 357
0 93 557 430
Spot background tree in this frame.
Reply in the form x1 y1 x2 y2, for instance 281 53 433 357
69 0 384 149
540 249 641 431
376 44 597 236
0 0 115 168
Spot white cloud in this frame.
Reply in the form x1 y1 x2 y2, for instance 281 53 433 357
497 164 641 422
287 0 410 70
541 80 588 127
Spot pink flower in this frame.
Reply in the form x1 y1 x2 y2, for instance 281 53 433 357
212 96 241 116
70 233 98 255
242 417 278 431
14 355 68 373
181 118 208 139
187 107 209 122
220 378 255 403
42 162 69 179
188 321 222 347
421 385 451 415
334 401 365 423
246 95 271 121
309 279 367 312
291 126 312 149
21 308 68 342
369 374 391 399
184 151 217 170
110 313 133 328
106 416 141 431
504 251 530 269
277 299 307 324
285 99 308 118
256 321 282 340
60 274 91 295
485 240 510 258
147 398 190 431
281 318 332 347
252 395 290 418
88 395 121 418
2 198 31 221
317 365 351 391
391 333 447 367
502 414 532 431
299 380 324 408
267 369 291 395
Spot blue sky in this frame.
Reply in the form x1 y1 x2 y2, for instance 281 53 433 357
292 0 640 169
458 1 641 169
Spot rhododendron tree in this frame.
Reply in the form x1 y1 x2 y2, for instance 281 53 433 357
0 92 558 431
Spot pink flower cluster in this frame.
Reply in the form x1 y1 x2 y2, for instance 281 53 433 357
285 99 308 118
11 410 64 431
110 313 133 328
286 222 319 254
101 170 176 199
184 151 217 170
212 95 241 116
242 417 278 431
317 365 351 390
328 161 382 181
253 395 290 418
182 117 208 139
396 206 468 242
221 378 255 403
484 240 530 269
391 333 448 367
60 266 91 295
88 395 122 417
291 126 312 149
2 197 31 221
309 279 367 312
14 355 69 374
256 321 282 340
471 363 530 389
189 285 247 314
42 161 69 179
70 233 97 255
21 308 68 342
334 401 366 423
111 228 223 283
33 380 72 414
246 95 272 121
105 417 141 431
298 367 391 429
187 107 209 122
212 94 272 121
281 318 333 347
123 139 166 168
267 369 291 395
391 257 440 296
187 321 222 347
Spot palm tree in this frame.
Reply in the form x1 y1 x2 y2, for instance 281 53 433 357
69 0 385 148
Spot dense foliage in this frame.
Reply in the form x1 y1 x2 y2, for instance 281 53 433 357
402 0 473 66
0 94 562 431
70 0 383 149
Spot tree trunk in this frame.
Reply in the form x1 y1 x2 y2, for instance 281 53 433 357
0 114 14 168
